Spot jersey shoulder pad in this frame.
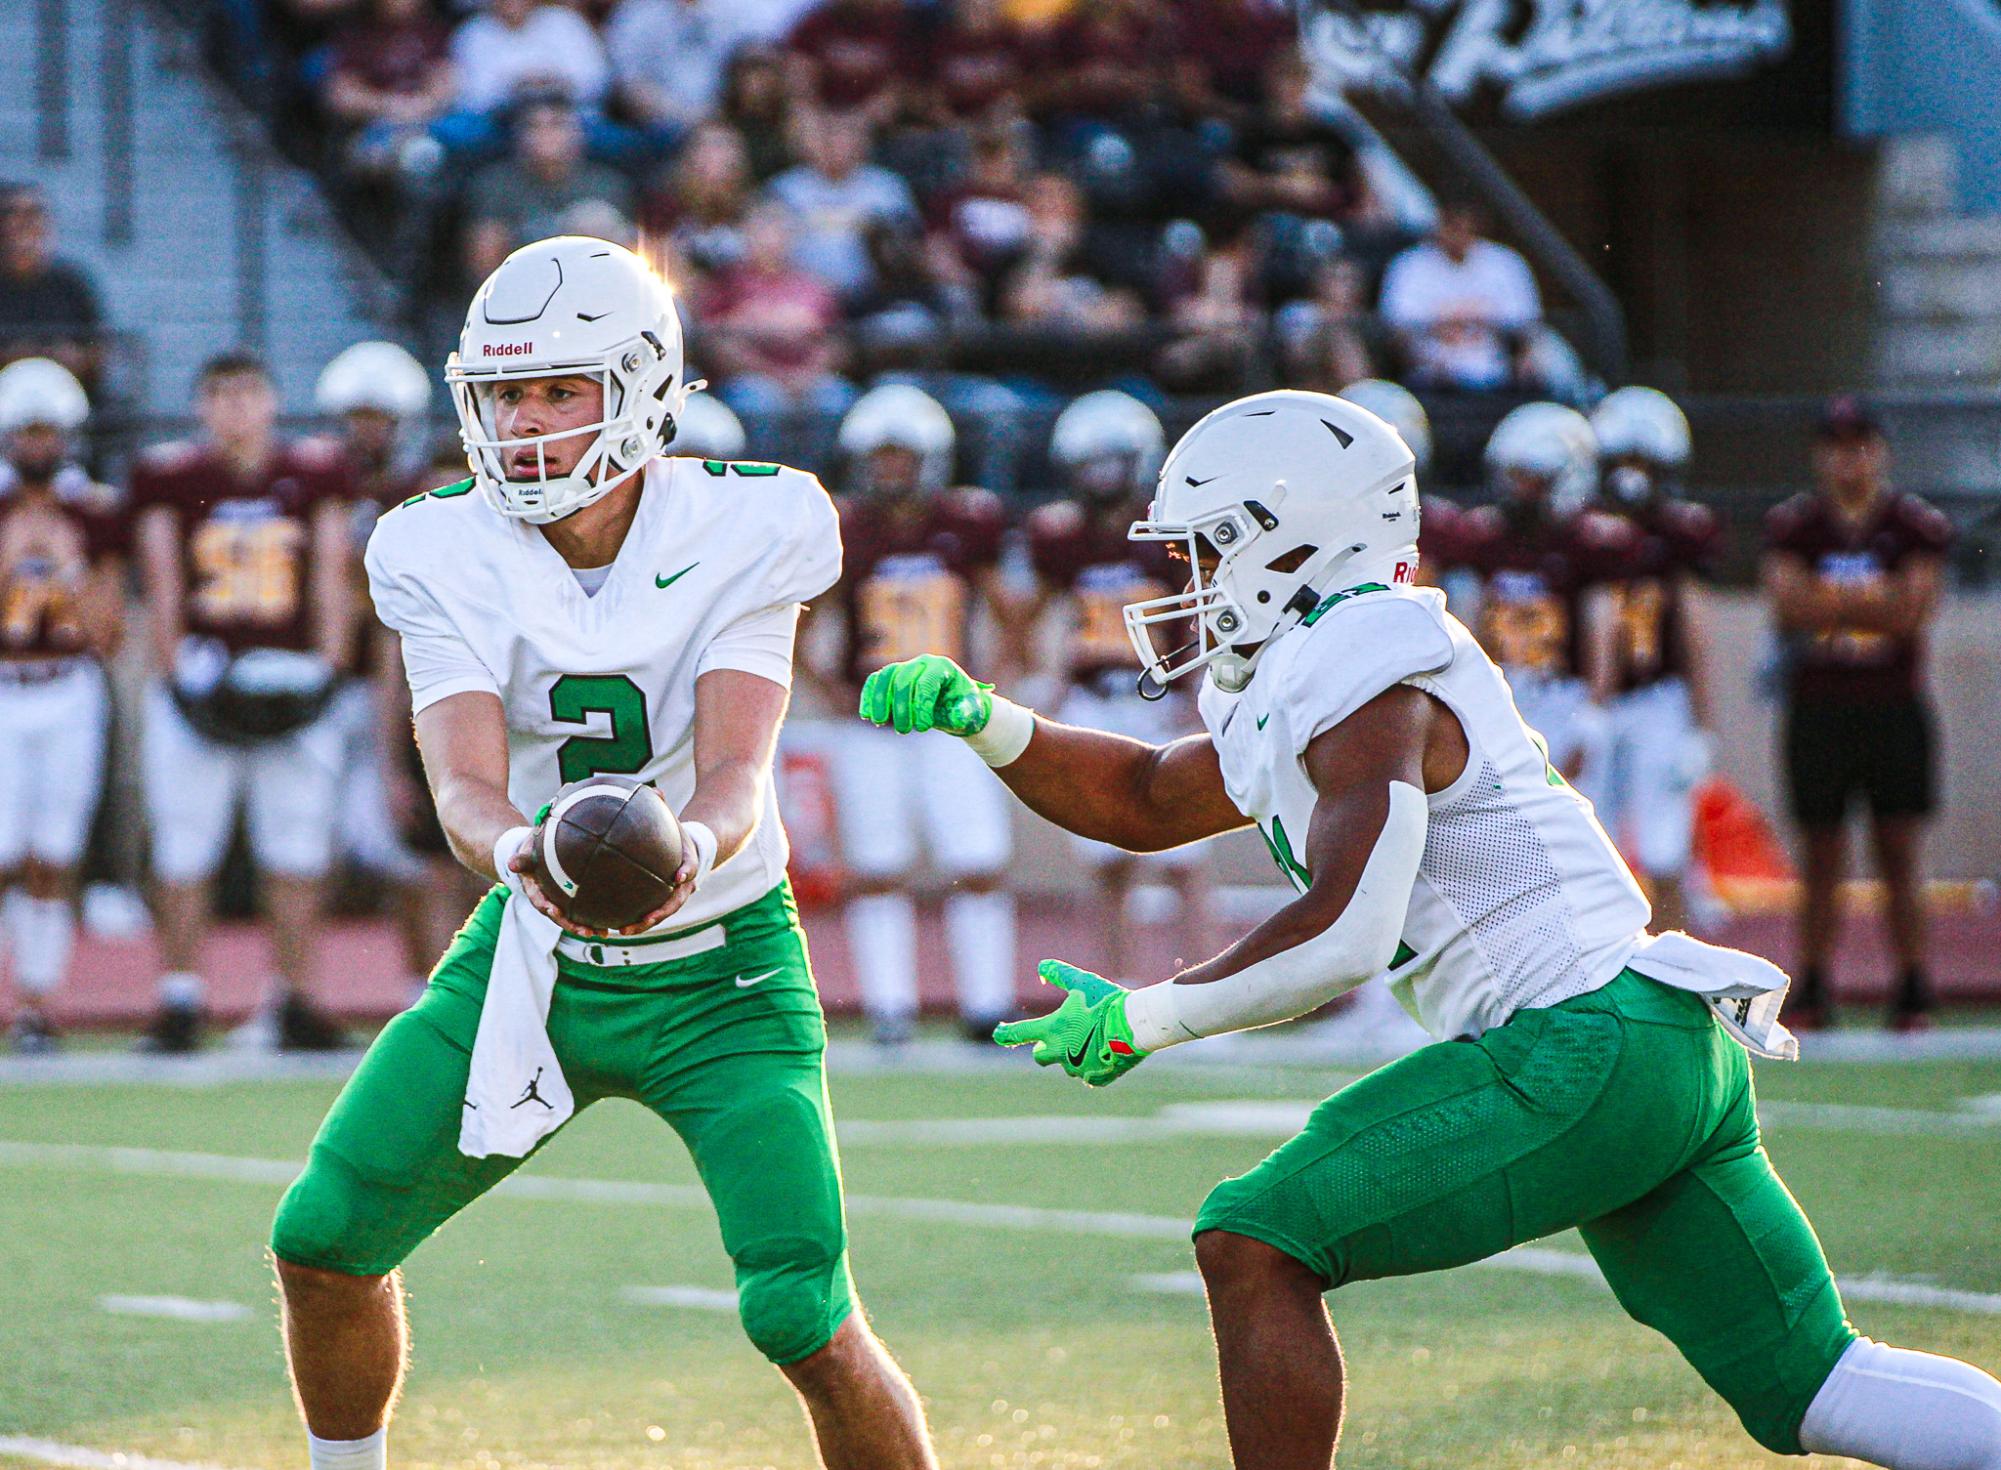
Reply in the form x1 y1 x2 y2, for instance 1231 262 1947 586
1762 491 1819 547
135 439 203 475
1274 586 1455 753
1026 498 1084 542
1895 492 1956 550
711 460 840 604
1660 498 1722 560
292 434 346 470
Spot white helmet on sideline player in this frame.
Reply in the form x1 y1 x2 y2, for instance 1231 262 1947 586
838 383 955 495
1338 378 1431 473
673 392 746 461
446 236 691 524
1485 402 1598 515
1050 389 1165 500
1591 386 1690 504
1124 389 1419 695
316 340 433 421
0 356 89 436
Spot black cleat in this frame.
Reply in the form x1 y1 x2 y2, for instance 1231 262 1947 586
276 992 350 1052
138 1002 206 1055
9 1009 60 1055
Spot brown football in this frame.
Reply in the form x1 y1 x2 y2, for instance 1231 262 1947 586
529 777 684 931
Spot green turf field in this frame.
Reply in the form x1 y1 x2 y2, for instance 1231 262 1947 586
3 1040 1999 1470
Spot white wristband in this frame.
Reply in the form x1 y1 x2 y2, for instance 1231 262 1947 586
493 825 533 893
963 696 1034 767
1124 982 1204 1053
680 819 719 888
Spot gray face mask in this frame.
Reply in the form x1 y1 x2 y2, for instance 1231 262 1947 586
1607 465 1654 505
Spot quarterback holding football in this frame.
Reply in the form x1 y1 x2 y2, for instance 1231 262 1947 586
862 389 2001 1468
269 238 937 1470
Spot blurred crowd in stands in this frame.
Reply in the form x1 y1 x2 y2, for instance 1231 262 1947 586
187 0 1583 421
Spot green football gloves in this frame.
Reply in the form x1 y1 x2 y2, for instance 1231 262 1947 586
993 960 1148 1087
857 655 993 736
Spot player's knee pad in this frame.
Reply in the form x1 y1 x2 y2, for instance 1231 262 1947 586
1193 1173 1346 1288
735 1253 856 1366
269 1148 398 1278
699 1087 855 1364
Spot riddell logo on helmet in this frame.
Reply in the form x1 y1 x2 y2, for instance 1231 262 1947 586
482 342 535 358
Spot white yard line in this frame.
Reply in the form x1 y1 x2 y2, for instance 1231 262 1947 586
5 1138 1998 1311
618 1285 739 1312
96 1295 251 1323
0 1438 241 1470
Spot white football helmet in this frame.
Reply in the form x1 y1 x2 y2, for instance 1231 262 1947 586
446 236 691 524
838 383 955 494
1337 378 1431 472
1050 389 1165 500
1124 389 1419 695
1485 402 1598 515
1591 385 1690 504
316 340 433 421
0 357 90 436
673 392 747 461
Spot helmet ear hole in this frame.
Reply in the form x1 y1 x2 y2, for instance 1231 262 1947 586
1265 544 1318 574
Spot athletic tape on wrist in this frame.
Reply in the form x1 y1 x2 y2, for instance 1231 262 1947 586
964 696 1034 767
680 819 719 887
493 825 533 893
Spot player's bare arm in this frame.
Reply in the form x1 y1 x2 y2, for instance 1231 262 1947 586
1672 568 1713 726
308 496 353 668
412 689 521 884
1766 550 1943 636
1167 685 1457 994
857 654 1245 851
134 503 182 674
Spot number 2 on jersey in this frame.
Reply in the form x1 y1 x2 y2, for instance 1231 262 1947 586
549 674 652 783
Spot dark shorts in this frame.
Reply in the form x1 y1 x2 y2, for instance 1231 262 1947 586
1783 696 1936 827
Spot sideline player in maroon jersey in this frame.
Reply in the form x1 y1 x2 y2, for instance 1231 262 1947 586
0 359 124 1052
1589 387 1721 935
313 341 470 1001
1025 391 1211 976
1454 402 1633 787
1763 397 1954 1030
129 354 355 1053
813 383 1018 1044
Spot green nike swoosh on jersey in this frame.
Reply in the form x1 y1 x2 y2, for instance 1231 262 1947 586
1256 714 1270 729
654 563 699 589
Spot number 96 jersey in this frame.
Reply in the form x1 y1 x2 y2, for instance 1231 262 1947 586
365 457 841 933
127 438 351 653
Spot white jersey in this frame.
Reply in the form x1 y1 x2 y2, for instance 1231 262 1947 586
366 456 841 932
1198 584 1651 1042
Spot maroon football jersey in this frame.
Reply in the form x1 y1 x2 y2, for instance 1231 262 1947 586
0 468 125 661
1415 493 1465 580
1604 497 1723 694
127 438 351 655
1456 503 1638 680
835 487 1007 687
1027 496 1179 683
1764 489 1954 703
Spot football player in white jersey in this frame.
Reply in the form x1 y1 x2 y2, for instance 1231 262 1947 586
270 238 938 1470
861 389 2001 1469
0 358 123 1053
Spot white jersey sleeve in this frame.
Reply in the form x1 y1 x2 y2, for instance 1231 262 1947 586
1273 592 1456 756
695 602 801 686
364 519 499 712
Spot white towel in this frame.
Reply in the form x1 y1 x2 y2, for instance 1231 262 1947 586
459 889 575 1158
1625 929 1799 1061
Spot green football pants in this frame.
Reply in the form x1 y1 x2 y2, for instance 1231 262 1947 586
1195 970 1856 1453
271 881 856 1365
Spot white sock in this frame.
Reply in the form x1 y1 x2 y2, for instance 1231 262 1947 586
846 893 918 1027
945 889 1016 1026
307 1427 386 1470
158 971 205 1010
16 897 74 996
1800 1336 2001 1469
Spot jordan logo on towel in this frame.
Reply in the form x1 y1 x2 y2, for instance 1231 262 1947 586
511 1067 554 1111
